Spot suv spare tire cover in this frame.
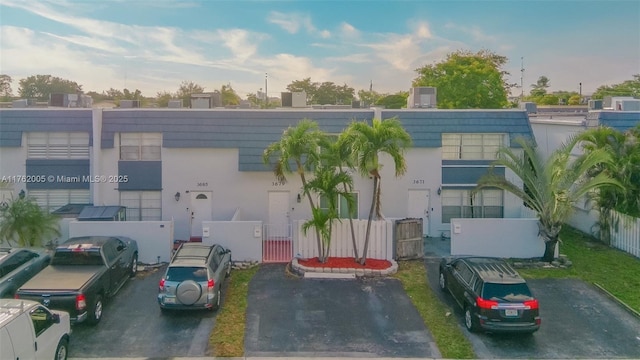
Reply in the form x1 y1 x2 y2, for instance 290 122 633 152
176 280 202 305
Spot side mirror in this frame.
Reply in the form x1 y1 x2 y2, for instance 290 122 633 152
50 313 60 324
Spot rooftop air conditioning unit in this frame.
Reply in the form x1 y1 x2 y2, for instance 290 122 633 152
408 87 436 108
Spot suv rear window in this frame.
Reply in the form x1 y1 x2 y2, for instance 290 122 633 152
482 283 533 302
166 266 208 282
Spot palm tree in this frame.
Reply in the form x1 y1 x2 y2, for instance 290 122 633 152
0 196 61 247
263 119 326 259
302 164 353 261
344 117 412 264
476 136 620 262
577 125 640 243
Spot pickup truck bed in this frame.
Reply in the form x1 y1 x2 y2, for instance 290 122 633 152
17 266 102 292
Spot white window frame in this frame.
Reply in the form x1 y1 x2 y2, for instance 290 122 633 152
27 132 90 159
119 191 162 221
119 133 161 161
441 189 503 223
442 133 506 160
28 189 91 213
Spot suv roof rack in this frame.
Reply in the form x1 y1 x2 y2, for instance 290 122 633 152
464 257 523 282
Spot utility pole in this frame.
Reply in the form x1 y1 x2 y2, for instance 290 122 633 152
520 57 525 99
264 73 268 108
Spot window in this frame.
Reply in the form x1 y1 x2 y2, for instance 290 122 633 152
319 192 359 219
119 133 161 160
29 189 90 213
442 133 505 160
30 306 55 337
120 191 161 220
441 189 503 223
27 132 90 159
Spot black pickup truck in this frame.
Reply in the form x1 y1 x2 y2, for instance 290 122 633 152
15 236 138 325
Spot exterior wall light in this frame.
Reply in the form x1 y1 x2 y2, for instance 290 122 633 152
174 192 181 202
437 187 442 196
19 189 26 199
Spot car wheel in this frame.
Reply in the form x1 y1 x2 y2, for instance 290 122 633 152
55 337 68 360
438 271 447 291
88 295 103 325
212 289 221 311
160 307 170 315
464 306 479 332
130 254 138 277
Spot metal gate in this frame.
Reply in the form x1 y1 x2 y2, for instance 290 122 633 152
262 223 293 263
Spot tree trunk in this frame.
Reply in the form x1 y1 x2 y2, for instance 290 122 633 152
360 176 379 265
300 170 325 263
542 239 557 263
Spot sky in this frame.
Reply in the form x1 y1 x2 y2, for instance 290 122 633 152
1 0 639 100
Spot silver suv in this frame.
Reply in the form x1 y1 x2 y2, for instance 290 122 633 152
157 243 231 312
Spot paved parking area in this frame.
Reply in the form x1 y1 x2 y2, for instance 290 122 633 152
244 264 441 358
424 258 640 359
69 265 222 358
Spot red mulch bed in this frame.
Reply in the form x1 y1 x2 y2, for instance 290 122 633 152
298 257 392 270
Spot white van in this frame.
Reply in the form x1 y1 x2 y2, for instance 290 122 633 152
0 299 71 360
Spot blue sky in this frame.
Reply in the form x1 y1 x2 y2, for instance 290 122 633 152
1 0 638 99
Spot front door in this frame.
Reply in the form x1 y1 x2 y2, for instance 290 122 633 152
190 191 212 237
408 189 430 237
264 191 292 262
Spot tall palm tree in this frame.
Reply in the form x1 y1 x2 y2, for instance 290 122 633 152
345 117 412 264
0 196 61 247
263 119 326 259
476 136 620 262
303 164 353 261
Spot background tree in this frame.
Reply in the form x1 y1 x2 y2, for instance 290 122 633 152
156 91 174 107
568 95 581 105
344 117 412 264
246 92 264 108
286 78 318 104
0 74 13 101
177 81 205 108
530 76 550 98
286 78 354 105
263 120 327 261
18 75 82 101
220 84 241 106
357 88 382 106
375 92 408 109
413 49 511 109
0 197 61 247
476 137 620 262
591 74 640 99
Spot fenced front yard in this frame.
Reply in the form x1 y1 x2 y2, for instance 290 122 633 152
610 210 640 258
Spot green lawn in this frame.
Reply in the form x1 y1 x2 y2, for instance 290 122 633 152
394 260 475 359
517 226 640 313
209 265 259 357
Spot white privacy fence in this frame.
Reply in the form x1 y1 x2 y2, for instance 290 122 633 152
610 210 640 258
295 219 394 261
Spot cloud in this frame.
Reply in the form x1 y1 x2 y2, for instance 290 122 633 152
267 11 330 38
325 53 371 64
340 22 360 38
444 22 497 43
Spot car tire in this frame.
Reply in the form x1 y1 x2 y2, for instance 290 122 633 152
464 306 479 332
438 271 447 291
130 254 138 277
212 289 221 311
88 294 103 325
55 337 68 360
160 307 170 315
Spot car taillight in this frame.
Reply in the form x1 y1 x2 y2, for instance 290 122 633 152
524 299 539 310
208 279 214 289
476 297 499 309
76 294 86 311
159 278 165 291
14 294 19 299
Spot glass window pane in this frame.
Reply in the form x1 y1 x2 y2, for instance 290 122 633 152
442 206 461 223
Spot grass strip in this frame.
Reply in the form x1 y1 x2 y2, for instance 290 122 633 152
209 265 259 357
394 260 475 359
517 226 640 313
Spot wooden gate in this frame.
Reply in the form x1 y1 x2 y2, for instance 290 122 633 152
395 218 424 260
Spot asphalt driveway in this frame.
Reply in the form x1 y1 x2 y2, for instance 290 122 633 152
69 264 222 358
244 263 441 358
425 258 640 359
